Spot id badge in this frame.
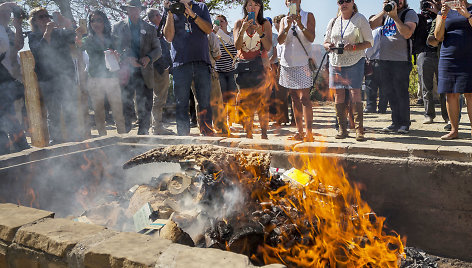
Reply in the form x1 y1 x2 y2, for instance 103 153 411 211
185 22 192 33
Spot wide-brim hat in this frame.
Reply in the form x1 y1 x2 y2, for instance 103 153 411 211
120 0 145 11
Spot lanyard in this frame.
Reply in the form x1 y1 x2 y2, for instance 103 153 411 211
340 16 352 40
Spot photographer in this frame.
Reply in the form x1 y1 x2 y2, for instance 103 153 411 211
324 0 373 141
28 8 82 144
370 0 418 134
0 2 29 154
417 0 441 125
163 0 214 136
113 0 162 135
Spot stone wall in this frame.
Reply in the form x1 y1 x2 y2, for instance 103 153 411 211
0 203 283 268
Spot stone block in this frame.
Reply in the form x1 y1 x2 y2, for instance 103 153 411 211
219 138 244 148
68 229 119 268
84 232 172 268
408 145 440 159
293 142 349 154
238 139 301 151
7 243 67 268
0 203 54 243
437 146 472 162
121 136 224 146
0 240 7 268
347 142 409 158
156 243 253 268
13 218 106 258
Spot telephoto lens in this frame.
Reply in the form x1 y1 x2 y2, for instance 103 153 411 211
169 0 185 15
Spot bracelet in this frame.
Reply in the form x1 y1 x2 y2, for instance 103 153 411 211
468 14 472 20
260 33 266 38
441 14 447 19
192 14 198 20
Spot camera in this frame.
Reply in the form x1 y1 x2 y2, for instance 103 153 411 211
421 0 431 10
332 43 345 55
384 0 399 12
12 6 28 20
169 0 185 15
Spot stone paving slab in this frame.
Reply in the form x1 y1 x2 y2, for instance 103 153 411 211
13 218 106 258
83 232 171 268
237 139 302 151
121 135 225 146
156 243 254 268
293 142 349 154
0 203 54 243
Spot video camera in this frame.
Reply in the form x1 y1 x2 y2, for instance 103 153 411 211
384 0 399 12
168 0 185 15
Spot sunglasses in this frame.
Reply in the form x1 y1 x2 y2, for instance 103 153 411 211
337 0 352 4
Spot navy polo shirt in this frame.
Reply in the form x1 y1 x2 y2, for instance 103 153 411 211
170 1 211 67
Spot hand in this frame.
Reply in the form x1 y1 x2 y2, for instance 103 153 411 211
163 0 170 9
184 2 196 18
294 14 303 29
139 56 151 68
344 43 355 51
128 57 142 68
323 42 335 51
213 24 220 33
441 0 451 16
255 24 263 35
386 1 398 19
455 1 470 18
286 15 295 27
426 0 440 14
241 17 252 31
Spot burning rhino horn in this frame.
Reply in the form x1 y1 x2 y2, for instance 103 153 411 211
123 145 271 176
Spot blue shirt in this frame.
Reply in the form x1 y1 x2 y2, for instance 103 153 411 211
170 1 211 67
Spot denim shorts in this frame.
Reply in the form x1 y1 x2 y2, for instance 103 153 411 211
329 57 365 89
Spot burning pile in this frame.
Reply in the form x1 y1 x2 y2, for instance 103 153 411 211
119 144 405 267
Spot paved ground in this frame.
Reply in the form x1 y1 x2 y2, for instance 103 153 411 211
100 102 472 148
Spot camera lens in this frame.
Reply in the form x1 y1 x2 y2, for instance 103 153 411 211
169 1 185 15
384 2 395 12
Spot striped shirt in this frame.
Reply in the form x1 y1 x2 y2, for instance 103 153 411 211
215 39 237 73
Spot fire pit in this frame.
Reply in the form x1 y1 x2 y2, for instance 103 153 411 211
0 136 471 267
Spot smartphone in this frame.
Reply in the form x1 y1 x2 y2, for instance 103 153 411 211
445 0 460 9
79 19 87 34
289 3 297 16
248 12 256 25
214 19 220 26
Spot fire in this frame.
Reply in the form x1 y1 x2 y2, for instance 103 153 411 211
254 152 405 267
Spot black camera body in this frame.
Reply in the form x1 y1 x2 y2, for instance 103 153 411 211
169 0 185 15
420 0 431 10
332 43 345 55
384 0 400 12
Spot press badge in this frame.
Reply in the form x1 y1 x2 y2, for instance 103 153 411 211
185 22 192 33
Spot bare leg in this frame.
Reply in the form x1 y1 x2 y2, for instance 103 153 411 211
300 88 313 137
289 89 304 135
442 93 460 139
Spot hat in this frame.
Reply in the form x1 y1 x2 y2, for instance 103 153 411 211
120 0 145 10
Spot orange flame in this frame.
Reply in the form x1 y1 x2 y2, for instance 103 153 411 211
254 151 405 267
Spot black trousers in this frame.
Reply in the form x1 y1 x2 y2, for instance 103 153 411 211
122 70 153 134
417 52 439 119
379 60 412 127
365 60 388 112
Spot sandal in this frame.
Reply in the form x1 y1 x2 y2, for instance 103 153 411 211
304 133 314 142
441 132 459 140
288 132 304 141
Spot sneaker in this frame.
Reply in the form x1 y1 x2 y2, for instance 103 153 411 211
397 126 409 134
416 99 424 105
444 123 452 131
153 126 174 135
364 107 376 113
381 125 398 133
423 116 433 124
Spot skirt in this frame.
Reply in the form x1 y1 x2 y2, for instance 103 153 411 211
279 64 313 89
329 57 365 89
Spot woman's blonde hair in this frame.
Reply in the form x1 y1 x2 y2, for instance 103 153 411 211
29 7 48 32
337 3 358 17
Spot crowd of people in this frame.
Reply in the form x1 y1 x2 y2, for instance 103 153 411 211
1 0 472 155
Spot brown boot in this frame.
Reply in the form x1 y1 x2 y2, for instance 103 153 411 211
353 102 365 141
335 103 348 139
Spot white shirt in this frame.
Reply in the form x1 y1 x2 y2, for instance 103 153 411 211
366 27 381 60
279 9 313 67
325 12 374 67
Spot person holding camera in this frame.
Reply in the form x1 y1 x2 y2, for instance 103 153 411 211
28 8 83 144
77 10 126 136
417 0 442 125
163 0 214 136
434 0 472 140
278 0 316 142
233 0 273 139
113 0 162 135
146 8 174 135
370 0 418 134
324 0 373 141
0 2 29 154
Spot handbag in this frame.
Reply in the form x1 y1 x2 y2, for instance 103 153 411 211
291 26 317 73
234 56 265 89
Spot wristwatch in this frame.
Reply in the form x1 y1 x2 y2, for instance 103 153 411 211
260 33 266 38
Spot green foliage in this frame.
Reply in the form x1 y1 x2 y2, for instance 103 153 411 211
205 0 271 13
409 59 419 98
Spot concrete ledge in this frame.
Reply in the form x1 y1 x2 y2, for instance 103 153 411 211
68 229 119 268
121 135 225 146
293 142 349 154
13 218 106 258
84 232 172 268
0 203 54 243
237 139 301 151
0 240 7 267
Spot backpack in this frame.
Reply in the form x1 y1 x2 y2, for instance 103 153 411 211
400 9 428 62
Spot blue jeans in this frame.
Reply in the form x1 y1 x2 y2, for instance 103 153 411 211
173 62 212 135
218 70 237 104
379 60 412 127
